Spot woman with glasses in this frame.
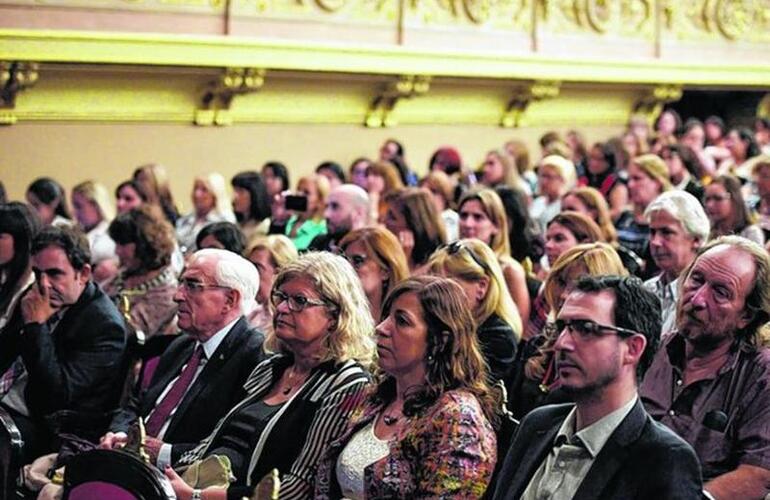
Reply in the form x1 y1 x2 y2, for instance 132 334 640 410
314 276 498 499
508 242 627 419
338 227 409 322
167 251 375 500
705 174 764 245
428 239 521 383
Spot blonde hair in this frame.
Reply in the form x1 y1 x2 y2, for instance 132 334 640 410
72 181 115 222
297 174 331 221
265 252 376 368
632 154 672 192
246 234 298 268
487 148 524 189
420 171 455 210
428 238 522 338
196 173 233 219
458 187 511 261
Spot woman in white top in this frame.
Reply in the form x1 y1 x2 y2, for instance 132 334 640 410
72 181 118 285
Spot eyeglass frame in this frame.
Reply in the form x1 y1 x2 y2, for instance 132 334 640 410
549 318 641 340
270 289 335 313
178 277 232 294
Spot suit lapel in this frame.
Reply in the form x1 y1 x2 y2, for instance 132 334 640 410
165 318 246 436
572 400 647 500
510 415 563 498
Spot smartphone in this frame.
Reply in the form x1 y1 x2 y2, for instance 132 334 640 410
284 194 308 212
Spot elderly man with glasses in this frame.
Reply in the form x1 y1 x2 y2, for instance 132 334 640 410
493 275 703 500
99 248 265 468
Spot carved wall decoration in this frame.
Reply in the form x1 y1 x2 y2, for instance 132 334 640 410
404 0 530 30
0 0 225 12
195 67 265 126
0 61 39 125
538 0 654 38
365 75 431 127
664 0 770 42
500 80 560 128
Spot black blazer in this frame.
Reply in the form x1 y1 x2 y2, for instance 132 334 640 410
492 399 703 500
0 281 128 424
110 316 265 462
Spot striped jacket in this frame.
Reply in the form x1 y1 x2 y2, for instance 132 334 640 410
178 353 370 499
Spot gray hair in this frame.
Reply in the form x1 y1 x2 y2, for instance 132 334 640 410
645 191 710 245
192 248 259 315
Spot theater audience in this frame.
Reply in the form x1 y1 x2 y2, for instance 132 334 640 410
705 175 765 245
315 276 498 499
458 188 530 328
167 251 375 500
643 191 709 336
26 177 71 227
661 143 706 201
338 226 409 323
641 236 770 499
245 234 298 332
384 187 446 274
261 161 291 199
0 226 128 461
133 163 180 225
231 171 271 241
428 239 521 382
316 161 346 190
72 181 118 285
480 149 531 196
717 127 761 178
366 161 404 223
106 206 179 337
176 173 235 254
348 158 372 190
420 170 459 242
542 212 604 274
308 184 370 252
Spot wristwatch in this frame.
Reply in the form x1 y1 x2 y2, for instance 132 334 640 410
191 489 202 500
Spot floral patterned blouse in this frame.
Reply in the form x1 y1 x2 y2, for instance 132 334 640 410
314 388 497 499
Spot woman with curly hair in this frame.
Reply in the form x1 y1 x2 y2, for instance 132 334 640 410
315 276 498 499
107 205 178 337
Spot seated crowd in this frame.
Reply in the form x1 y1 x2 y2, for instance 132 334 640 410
1 113 770 499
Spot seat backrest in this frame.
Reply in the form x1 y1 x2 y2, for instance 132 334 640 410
63 449 173 500
0 405 24 500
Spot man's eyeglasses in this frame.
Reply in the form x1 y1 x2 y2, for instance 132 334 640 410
444 241 490 274
551 318 640 340
271 290 331 312
178 278 231 294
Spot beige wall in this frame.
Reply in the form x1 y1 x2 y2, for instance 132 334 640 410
0 122 620 209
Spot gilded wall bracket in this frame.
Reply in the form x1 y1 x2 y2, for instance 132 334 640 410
500 80 560 128
0 62 39 126
195 67 266 126
365 75 431 128
632 84 683 126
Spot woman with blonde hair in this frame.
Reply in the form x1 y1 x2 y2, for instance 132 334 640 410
168 252 375 500
529 154 577 230
284 174 330 251
458 188 530 329
339 226 409 322
72 180 118 284
384 188 446 273
509 242 627 418
133 163 180 224
314 276 498 499
245 234 298 331
480 149 531 196
175 173 235 254
428 238 521 383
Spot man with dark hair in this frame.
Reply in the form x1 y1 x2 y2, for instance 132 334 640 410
494 275 702 500
0 226 128 460
641 236 770 499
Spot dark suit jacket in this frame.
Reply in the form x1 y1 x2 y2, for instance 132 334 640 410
492 399 703 500
110 316 265 462
0 282 128 434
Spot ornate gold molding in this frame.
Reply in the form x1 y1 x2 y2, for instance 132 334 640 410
0 61 39 126
365 75 431 128
195 67 265 126
500 80 560 128
632 83 682 125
